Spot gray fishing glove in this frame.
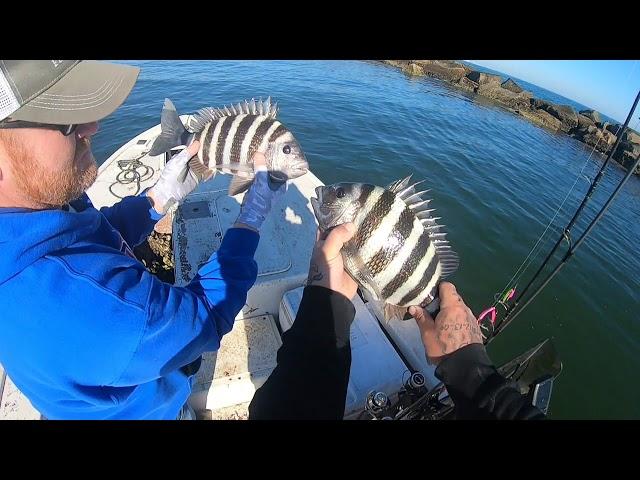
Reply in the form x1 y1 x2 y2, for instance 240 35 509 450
235 165 287 232
148 142 201 214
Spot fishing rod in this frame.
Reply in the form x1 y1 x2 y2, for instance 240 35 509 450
365 87 640 421
488 89 640 341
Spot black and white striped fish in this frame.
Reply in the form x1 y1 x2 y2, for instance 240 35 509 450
148 97 308 195
311 176 459 320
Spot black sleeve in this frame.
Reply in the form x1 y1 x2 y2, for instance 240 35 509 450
248 286 355 420
435 343 546 420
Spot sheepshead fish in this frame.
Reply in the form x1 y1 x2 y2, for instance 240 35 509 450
311 176 459 320
148 97 308 195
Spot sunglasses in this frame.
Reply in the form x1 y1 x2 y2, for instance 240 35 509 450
0 120 78 136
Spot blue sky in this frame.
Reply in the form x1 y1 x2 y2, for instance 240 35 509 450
467 60 640 124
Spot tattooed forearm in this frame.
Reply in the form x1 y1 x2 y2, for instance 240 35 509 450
307 262 324 285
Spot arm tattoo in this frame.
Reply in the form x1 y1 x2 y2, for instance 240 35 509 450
307 262 323 284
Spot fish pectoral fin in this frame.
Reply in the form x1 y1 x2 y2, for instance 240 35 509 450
177 163 190 183
228 176 254 196
383 302 410 323
184 156 215 183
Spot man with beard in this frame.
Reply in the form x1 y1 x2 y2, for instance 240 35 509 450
0 60 286 419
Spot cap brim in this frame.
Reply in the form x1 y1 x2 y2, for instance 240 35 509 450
9 61 140 124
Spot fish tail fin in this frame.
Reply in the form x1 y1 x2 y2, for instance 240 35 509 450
382 302 410 323
380 297 440 324
149 98 190 156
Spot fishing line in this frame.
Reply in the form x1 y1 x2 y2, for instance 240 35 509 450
492 89 640 338
493 62 640 308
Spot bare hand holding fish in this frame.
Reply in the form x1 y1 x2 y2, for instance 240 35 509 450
311 176 459 321
306 223 359 300
409 282 483 365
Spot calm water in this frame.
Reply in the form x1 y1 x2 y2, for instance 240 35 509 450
92 61 640 419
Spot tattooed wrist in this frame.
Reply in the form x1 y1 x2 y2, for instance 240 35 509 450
307 262 324 285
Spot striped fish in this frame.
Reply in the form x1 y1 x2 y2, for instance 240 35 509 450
311 176 459 321
148 97 308 195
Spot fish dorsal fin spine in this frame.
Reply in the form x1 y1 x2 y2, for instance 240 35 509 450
389 175 460 278
190 97 279 132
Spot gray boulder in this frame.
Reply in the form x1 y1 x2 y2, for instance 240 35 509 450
605 123 622 135
414 60 469 82
401 62 424 76
530 98 554 111
620 140 640 157
577 114 596 130
501 78 524 94
456 76 479 93
624 128 640 145
579 109 602 124
613 149 640 172
581 130 609 152
477 83 532 109
383 60 411 68
545 104 578 133
518 107 562 132
465 71 502 85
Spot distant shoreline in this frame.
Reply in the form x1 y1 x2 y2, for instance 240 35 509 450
380 60 640 175
461 61 619 124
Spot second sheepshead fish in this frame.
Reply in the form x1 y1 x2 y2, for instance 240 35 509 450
311 176 459 320
148 97 309 195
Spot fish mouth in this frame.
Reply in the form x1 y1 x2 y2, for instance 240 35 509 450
311 186 323 215
310 196 321 220
290 160 310 178
270 159 309 182
269 171 288 183
311 186 348 228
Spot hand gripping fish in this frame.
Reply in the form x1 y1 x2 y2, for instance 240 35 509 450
311 176 459 321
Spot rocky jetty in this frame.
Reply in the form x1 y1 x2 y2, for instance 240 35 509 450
382 60 640 175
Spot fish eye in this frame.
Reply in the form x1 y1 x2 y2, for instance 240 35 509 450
335 187 346 199
283 145 291 154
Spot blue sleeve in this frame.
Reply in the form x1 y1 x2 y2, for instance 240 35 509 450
111 227 259 386
98 190 163 248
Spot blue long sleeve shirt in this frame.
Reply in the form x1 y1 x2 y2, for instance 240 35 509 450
0 192 258 419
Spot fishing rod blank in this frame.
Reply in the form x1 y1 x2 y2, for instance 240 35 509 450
491 89 640 339
493 141 640 337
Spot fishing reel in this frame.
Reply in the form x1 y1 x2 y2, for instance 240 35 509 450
359 337 562 420
362 390 394 420
359 372 453 420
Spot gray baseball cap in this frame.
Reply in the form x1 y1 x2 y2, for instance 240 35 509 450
0 60 140 124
